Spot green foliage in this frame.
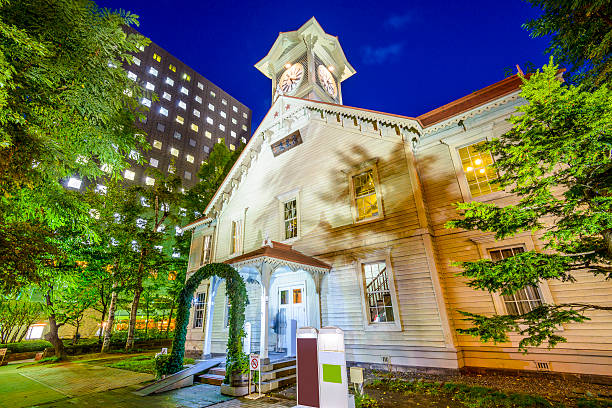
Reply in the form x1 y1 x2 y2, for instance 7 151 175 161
577 397 612 408
37 356 61 364
446 60 612 350
0 339 51 353
164 263 247 384
105 354 194 377
0 293 44 343
183 142 244 222
153 353 170 378
523 0 612 86
354 392 379 408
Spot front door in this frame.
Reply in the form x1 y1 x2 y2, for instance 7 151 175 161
277 284 306 352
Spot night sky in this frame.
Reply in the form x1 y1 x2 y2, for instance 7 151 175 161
98 0 551 127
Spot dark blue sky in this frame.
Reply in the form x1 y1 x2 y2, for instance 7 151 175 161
99 0 550 126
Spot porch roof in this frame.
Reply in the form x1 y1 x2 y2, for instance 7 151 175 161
224 241 331 274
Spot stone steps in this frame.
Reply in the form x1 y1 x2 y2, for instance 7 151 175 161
196 358 297 392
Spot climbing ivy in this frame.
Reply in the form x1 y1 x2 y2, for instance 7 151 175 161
165 263 248 383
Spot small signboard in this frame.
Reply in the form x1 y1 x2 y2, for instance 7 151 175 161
249 354 259 371
245 354 262 400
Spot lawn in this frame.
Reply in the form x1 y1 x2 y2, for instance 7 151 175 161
106 354 196 374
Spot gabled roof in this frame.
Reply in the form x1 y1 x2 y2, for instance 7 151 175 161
255 17 356 82
224 241 331 273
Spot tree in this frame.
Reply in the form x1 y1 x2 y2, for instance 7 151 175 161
0 0 150 292
183 142 244 222
523 0 612 86
0 291 43 343
446 60 612 352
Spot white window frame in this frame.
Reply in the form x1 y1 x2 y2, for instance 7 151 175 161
356 251 402 331
346 159 384 224
230 218 243 256
471 235 555 316
200 234 213 266
277 188 301 243
193 292 206 329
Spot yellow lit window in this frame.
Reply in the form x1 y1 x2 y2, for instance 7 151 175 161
170 148 179 157
153 53 161 62
186 154 194 163
229 144 235 151
352 169 379 221
458 141 500 197
218 137 224 144
169 64 176 72
190 123 199 132
145 176 155 186
176 115 184 125
182 73 191 81
283 199 297 239
205 131 212 139
153 140 162 149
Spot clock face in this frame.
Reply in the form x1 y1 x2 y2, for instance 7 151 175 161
277 63 304 95
317 65 338 98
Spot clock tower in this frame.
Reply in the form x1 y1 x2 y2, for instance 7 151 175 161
255 17 356 105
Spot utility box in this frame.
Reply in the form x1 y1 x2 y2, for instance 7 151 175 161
318 327 349 408
296 327 319 408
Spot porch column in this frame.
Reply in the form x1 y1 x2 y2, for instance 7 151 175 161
259 262 272 362
202 276 221 358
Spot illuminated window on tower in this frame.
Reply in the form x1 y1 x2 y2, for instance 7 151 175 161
458 141 500 197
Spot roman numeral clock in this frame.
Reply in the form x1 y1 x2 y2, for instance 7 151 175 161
255 17 356 106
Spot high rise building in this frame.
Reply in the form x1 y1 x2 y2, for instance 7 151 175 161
124 29 252 189
65 28 252 192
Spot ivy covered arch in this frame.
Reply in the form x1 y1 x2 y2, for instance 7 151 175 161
165 263 248 382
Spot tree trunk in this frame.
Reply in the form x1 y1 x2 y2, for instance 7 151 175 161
98 289 108 344
165 305 174 338
45 314 66 359
72 317 81 345
125 285 143 351
144 296 149 339
603 229 612 259
101 284 118 353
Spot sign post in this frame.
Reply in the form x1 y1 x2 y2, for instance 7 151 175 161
246 353 262 400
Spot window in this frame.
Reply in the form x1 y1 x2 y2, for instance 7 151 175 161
222 98 227 105
205 131 212 139
362 261 395 323
95 184 107 194
243 112 247 119
230 131 236 138
193 292 206 328
159 107 168 116
124 169 135 180
67 177 82 189
195 95 202 103
242 125 247 131
200 235 212 265
190 123 199 132
206 117 213 125
232 106 238 112
197 82 204 90
152 52 161 62
230 144 235 151
150 157 159 167
231 219 243 254
145 82 155 91
170 147 179 157
220 111 227 118
180 86 188 95
132 57 141 66
219 124 225 132
166 77 174 86
283 199 298 239
218 137 224 144
174 131 182 140
232 118 237 125
141 97 151 107
176 115 184 125
490 247 543 314
169 64 176 72
162 92 171 101
351 168 381 221
208 103 215 111
157 122 165 131
458 141 500 197
203 146 210 153
186 154 194 163
178 100 186 110
182 73 191 81
25 325 45 340
184 171 191 180
210 90 216 97
145 176 155 186
129 150 140 160
127 71 137 81
153 140 162 149
241 137 247 144
149 67 158 76
189 138 197 147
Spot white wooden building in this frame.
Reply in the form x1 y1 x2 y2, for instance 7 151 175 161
183 18 612 378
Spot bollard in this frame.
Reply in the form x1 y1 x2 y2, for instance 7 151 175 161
296 327 319 408
317 327 350 408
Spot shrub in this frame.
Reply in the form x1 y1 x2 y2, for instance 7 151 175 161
154 354 170 379
0 340 51 353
